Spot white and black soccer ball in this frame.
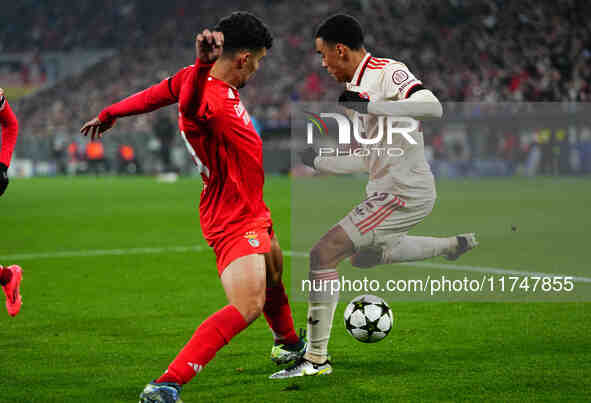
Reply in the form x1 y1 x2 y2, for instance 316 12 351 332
344 294 393 343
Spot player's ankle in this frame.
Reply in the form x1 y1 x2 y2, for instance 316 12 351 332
279 331 301 346
156 372 183 385
304 351 327 364
449 236 459 251
282 337 305 351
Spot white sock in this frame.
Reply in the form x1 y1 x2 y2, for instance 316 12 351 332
304 269 339 363
383 235 456 263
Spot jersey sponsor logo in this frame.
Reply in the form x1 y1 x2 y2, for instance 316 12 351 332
234 102 245 118
242 110 251 126
234 101 251 126
392 70 409 85
244 231 260 248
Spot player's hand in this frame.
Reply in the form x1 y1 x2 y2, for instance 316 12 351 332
338 90 370 114
196 29 224 64
299 147 317 169
80 116 116 140
0 162 9 197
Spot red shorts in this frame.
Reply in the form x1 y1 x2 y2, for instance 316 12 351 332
213 224 274 276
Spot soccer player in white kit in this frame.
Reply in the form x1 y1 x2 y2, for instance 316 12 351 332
270 14 478 379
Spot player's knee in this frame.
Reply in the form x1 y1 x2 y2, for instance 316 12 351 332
311 226 355 269
250 297 266 323
237 293 265 324
310 242 330 268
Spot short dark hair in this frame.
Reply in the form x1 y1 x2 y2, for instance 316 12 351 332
315 14 364 50
215 11 273 54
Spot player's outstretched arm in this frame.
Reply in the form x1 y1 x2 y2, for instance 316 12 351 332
367 89 443 120
340 63 443 120
80 72 184 140
339 88 443 120
178 30 223 118
0 89 19 196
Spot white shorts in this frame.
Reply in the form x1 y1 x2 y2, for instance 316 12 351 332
338 192 435 250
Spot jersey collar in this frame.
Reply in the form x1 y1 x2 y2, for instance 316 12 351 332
349 53 372 87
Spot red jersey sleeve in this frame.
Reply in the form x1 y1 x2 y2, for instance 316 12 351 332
179 58 215 119
0 100 19 167
98 66 192 123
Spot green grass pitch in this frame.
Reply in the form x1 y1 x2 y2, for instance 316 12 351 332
1 176 590 402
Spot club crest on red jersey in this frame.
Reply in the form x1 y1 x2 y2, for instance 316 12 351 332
244 231 260 248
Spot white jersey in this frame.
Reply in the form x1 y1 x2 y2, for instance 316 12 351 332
317 53 437 201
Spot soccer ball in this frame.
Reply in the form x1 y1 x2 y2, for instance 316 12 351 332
344 294 393 343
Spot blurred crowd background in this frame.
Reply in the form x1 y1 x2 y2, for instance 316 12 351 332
2 0 591 177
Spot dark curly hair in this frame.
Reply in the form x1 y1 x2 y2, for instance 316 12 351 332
315 14 364 50
215 11 273 55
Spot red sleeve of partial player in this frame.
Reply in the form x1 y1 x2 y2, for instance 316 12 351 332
179 58 215 119
97 66 192 123
0 101 19 167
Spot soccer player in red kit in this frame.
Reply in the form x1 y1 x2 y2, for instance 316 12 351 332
80 12 305 402
0 88 18 197
0 88 24 317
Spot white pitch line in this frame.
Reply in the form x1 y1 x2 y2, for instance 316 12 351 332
2 246 591 284
0 245 208 261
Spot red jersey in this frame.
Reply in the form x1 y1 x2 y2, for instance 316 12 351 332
0 99 19 167
99 59 271 246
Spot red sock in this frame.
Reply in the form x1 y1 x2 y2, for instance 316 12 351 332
157 305 247 385
0 267 12 286
263 282 299 345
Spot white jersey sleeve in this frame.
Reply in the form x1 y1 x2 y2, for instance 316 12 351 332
381 63 423 101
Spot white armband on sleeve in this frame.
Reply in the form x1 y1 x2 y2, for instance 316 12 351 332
314 155 368 174
367 89 443 120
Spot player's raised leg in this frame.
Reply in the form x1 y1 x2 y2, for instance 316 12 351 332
350 233 478 268
264 234 307 364
270 225 354 379
1 265 23 317
140 254 265 402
